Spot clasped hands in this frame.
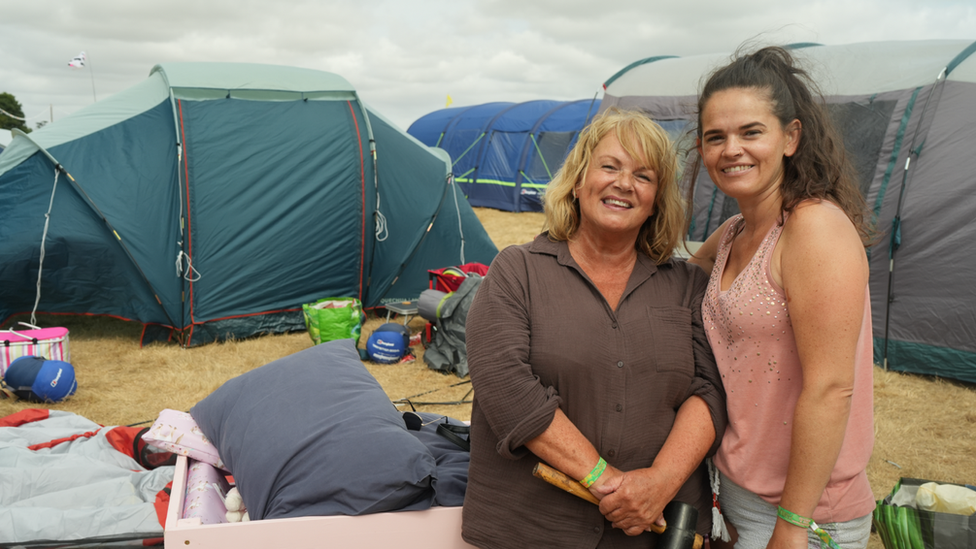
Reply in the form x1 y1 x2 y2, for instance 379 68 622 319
589 465 673 536
587 464 670 536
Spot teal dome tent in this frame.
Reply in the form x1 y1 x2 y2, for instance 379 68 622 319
0 63 497 346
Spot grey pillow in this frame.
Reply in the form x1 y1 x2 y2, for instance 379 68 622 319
190 338 436 520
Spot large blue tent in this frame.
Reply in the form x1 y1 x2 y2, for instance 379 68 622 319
0 63 497 346
408 99 599 212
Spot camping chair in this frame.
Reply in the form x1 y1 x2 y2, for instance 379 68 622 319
428 263 489 292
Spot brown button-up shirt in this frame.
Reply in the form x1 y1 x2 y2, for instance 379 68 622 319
461 234 726 549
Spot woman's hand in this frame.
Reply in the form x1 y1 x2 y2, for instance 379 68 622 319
765 520 811 549
593 467 669 536
585 462 624 502
587 395 715 536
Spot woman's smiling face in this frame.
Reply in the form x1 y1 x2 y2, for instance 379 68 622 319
576 132 658 241
698 87 800 204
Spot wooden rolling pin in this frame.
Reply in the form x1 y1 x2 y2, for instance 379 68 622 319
532 462 601 505
532 462 703 549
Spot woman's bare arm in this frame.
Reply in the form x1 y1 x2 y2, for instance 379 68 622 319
766 202 869 549
525 408 625 497
687 217 735 276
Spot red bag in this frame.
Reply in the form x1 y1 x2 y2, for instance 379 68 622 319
428 263 490 292
1 324 71 378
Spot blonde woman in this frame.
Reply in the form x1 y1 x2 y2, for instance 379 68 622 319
462 109 727 549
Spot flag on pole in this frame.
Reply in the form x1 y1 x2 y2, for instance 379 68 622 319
68 52 87 68
446 94 453 108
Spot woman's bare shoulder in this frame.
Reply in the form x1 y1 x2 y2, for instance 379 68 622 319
785 200 857 243
780 200 867 282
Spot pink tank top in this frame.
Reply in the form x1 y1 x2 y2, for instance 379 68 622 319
703 215 876 523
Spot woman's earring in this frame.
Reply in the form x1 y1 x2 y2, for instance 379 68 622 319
572 189 578 200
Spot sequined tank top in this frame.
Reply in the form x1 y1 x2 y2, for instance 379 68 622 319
702 215 876 523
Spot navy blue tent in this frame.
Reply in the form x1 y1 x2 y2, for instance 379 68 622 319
408 99 599 212
0 63 497 346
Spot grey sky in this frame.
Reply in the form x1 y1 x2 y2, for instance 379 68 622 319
1 0 974 138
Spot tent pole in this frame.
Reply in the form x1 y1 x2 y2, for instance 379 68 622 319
173 95 189 346
583 91 599 127
353 95 383 304
880 67 948 371
161 72 190 344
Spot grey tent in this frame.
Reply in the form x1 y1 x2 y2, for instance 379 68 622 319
601 39 976 384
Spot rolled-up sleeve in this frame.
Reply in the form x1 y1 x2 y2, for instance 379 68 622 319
466 246 562 459
682 263 727 456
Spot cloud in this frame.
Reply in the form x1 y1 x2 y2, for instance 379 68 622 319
0 0 973 131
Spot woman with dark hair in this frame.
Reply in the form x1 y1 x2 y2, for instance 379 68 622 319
689 47 875 549
462 108 727 548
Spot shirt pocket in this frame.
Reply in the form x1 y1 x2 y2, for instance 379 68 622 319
647 306 695 375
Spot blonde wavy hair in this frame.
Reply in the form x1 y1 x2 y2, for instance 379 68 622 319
543 107 683 263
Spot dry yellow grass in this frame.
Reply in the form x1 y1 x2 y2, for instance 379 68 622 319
2 207 973 549
0 207 546 427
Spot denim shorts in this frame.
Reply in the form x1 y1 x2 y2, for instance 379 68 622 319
718 471 871 549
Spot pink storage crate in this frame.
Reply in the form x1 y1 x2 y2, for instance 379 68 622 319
1 325 71 378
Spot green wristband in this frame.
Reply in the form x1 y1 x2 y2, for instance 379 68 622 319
777 505 813 528
777 506 843 549
580 457 607 488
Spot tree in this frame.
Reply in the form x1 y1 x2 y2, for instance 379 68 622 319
0 92 31 133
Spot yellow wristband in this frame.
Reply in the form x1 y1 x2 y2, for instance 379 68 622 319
580 457 607 488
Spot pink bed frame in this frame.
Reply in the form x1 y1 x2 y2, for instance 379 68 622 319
165 455 475 548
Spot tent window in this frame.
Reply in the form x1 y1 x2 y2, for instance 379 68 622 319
445 129 483 174
526 131 576 182
828 99 897 197
482 131 517 181
655 119 696 161
654 119 692 142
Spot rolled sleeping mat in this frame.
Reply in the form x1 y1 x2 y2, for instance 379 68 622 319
418 289 450 322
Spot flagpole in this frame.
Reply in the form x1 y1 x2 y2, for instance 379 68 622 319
87 53 97 102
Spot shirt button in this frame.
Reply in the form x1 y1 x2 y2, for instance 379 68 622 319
607 449 616 457
616 404 623 412
593 526 600 534
617 361 624 368
612 323 618 329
